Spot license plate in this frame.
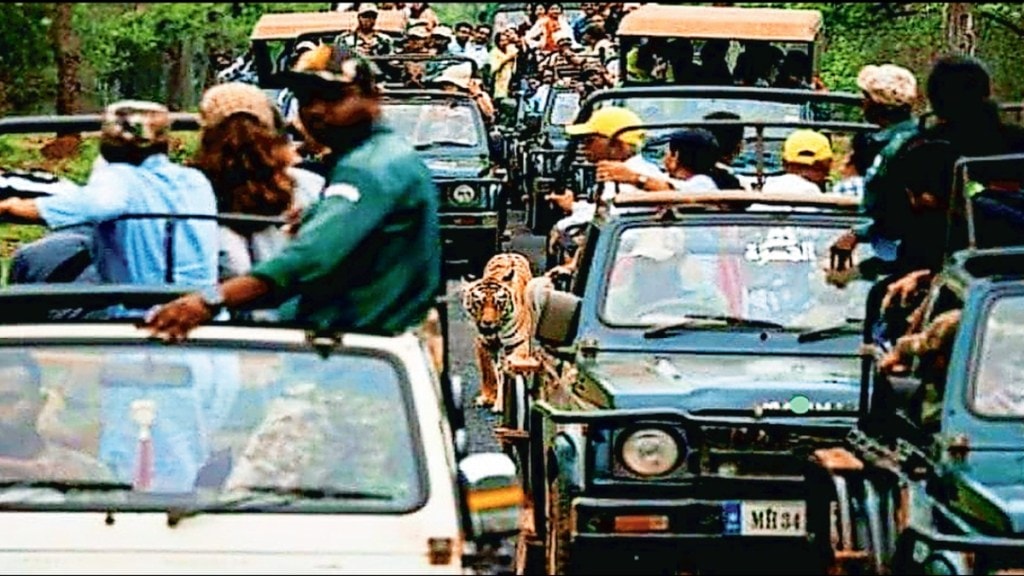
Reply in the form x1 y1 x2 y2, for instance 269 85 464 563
722 501 806 536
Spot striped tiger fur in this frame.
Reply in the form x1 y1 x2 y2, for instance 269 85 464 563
461 252 535 412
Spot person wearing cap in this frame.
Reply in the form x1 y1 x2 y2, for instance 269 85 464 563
400 20 432 55
337 3 394 57
761 129 834 194
276 40 322 125
539 32 583 76
828 63 919 264
405 3 439 33
191 82 326 283
596 128 721 194
145 43 440 342
412 64 484 145
0 100 219 287
429 62 495 125
430 25 454 56
544 106 663 266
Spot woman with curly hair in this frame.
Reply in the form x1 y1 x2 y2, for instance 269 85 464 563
191 82 324 281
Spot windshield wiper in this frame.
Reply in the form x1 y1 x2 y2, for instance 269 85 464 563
644 315 786 338
797 319 863 344
166 485 394 526
229 486 395 501
0 480 133 494
414 140 478 150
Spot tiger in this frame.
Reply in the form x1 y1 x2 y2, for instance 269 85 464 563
461 252 536 412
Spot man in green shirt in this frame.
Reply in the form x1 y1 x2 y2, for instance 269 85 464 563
146 43 441 341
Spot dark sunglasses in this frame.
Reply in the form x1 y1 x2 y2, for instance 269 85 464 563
291 82 359 103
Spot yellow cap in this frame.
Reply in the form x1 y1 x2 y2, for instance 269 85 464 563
565 106 645 146
782 129 833 166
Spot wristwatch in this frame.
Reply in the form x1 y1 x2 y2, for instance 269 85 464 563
637 174 649 189
199 285 225 316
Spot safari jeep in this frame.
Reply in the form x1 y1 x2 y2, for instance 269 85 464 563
380 89 507 276
616 4 824 87
245 9 408 96
0 113 521 574
530 85 865 241
507 179 887 574
822 155 1024 575
0 286 520 575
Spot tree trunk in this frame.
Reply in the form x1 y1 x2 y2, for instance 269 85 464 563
945 3 977 56
166 39 192 111
51 2 82 115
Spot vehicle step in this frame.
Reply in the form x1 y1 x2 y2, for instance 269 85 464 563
494 427 531 440
813 447 864 471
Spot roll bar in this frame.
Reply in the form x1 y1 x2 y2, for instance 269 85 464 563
951 153 1024 251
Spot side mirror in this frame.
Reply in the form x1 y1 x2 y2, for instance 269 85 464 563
535 289 581 347
458 453 523 540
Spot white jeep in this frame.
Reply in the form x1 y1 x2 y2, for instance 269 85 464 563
0 286 520 575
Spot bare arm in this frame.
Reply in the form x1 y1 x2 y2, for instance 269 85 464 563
144 275 273 343
0 198 43 222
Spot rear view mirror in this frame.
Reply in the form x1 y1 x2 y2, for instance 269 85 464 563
535 289 581 347
458 452 523 540
100 358 193 388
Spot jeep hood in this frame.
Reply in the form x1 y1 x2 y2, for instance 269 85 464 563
579 352 861 415
0 511 462 574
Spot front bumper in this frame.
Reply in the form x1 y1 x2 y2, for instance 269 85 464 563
569 495 825 570
439 212 499 268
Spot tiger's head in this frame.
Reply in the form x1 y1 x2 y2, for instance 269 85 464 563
462 278 516 338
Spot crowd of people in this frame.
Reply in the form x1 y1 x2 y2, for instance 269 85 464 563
1 5 1023 432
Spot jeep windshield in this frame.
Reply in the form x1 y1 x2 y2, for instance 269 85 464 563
382 98 487 155
0 345 424 513
548 90 583 127
972 294 1024 418
600 222 875 331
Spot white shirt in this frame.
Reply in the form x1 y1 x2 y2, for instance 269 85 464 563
557 154 664 231
669 174 719 193
448 41 489 68
760 173 823 195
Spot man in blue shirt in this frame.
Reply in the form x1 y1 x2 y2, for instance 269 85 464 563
0 100 219 286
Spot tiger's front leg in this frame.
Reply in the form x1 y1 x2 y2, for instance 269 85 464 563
494 340 532 415
473 336 500 408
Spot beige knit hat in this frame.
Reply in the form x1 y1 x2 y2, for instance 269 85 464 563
199 82 276 129
101 100 170 146
857 64 917 107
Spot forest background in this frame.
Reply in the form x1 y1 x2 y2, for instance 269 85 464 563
3 3 1023 117
0 2 1018 274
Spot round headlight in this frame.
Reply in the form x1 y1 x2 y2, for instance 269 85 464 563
619 428 680 477
450 184 477 206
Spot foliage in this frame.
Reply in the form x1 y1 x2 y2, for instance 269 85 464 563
2 3 1024 115
0 4 58 115
433 3 493 26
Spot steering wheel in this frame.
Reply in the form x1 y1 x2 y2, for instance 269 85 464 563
632 297 723 321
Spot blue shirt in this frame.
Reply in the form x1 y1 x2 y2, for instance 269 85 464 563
448 41 489 68
36 155 218 285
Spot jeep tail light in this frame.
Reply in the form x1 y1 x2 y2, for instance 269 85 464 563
427 537 454 565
